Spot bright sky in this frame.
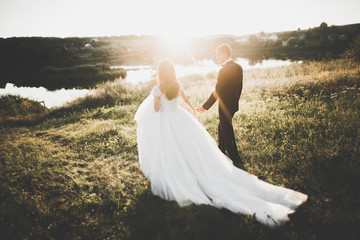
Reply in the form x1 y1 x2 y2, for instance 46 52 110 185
1 0 359 38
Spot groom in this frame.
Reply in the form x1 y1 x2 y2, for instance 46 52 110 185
197 43 244 168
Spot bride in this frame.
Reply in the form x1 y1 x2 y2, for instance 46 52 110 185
134 59 307 227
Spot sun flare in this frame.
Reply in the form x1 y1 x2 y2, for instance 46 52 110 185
161 33 191 47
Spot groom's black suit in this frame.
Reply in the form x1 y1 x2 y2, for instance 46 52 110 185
202 60 243 163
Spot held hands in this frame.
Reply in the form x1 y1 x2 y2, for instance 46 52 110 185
196 107 205 114
190 107 205 116
188 106 205 116
191 108 197 115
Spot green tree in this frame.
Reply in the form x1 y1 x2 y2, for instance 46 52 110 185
286 37 297 47
319 22 328 41
343 34 360 62
92 48 110 62
247 35 262 47
297 39 306 47
266 39 283 48
320 22 328 31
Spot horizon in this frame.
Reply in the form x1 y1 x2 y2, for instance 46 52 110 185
1 0 360 39
1 22 360 40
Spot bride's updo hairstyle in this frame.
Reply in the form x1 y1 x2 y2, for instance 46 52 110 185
158 59 180 100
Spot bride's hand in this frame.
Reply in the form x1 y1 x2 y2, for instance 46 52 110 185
191 107 197 115
197 107 205 114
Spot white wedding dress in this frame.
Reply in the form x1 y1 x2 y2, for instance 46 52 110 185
134 84 307 227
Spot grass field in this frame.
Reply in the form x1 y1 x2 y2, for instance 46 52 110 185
1 59 359 239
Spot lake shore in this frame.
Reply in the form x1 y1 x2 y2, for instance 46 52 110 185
0 58 295 108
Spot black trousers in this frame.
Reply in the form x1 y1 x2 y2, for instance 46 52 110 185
218 108 241 163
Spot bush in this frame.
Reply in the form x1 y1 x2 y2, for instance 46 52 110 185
286 37 298 47
38 64 127 90
0 95 47 117
264 39 283 48
343 34 360 62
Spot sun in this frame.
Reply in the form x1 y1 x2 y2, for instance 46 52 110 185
161 33 191 48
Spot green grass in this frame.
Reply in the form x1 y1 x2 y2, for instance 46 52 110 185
0 95 47 118
1 59 359 239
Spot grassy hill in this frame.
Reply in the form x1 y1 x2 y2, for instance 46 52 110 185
1 58 359 239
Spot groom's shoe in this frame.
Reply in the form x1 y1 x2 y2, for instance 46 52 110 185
232 159 246 171
228 153 245 170
233 150 246 170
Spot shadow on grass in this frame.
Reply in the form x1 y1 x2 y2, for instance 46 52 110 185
124 189 301 240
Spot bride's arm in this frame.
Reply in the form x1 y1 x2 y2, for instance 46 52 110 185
180 90 196 115
154 96 160 112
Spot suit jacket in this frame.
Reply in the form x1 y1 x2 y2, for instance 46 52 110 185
202 60 243 116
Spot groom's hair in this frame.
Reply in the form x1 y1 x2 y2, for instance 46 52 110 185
216 44 232 57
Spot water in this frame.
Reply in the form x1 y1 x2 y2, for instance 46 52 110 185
114 58 294 84
0 58 294 108
0 83 94 108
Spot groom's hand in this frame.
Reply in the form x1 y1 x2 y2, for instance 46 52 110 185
197 107 205 114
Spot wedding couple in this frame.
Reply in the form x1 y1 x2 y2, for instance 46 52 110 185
134 44 307 227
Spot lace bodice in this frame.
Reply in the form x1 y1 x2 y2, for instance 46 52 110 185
152 84 183 112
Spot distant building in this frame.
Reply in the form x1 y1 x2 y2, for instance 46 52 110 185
339 34 348 40
298 34 306 40
63 44 79 53
268 35 278 41
328 34 347 42
82 43 94 51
